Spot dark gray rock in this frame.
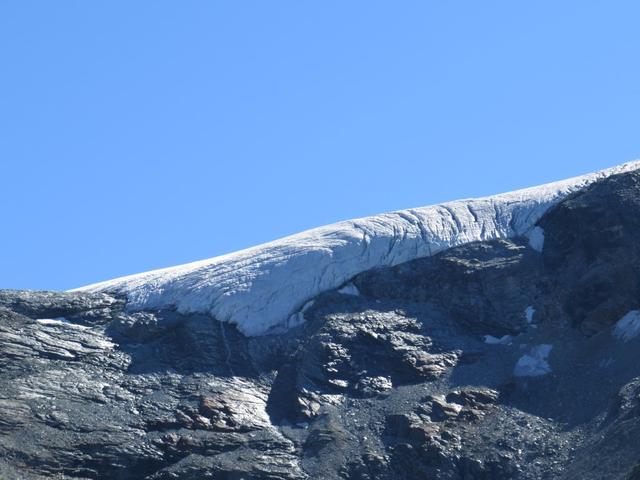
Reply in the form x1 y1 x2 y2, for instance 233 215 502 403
540 171 640 335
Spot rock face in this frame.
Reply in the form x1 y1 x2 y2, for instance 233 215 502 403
4 170 640 479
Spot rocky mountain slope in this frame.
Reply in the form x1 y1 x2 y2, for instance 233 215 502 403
4 165 640 479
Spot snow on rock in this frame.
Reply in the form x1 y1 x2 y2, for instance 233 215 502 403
286 300 315 330
514 344 553 377
484 335 513 345
338 283 360 296
613 310 640 342
526 226 545 252
525 306 536 324
36 318 89 330
36 317 68 326
72 162 640 336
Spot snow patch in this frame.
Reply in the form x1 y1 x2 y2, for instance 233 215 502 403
338 283 360 296
36 318 88 330
301 300 314 313
514 344 553 377
72 162 640 336
613 310 640 342
90 337 116 350
286 300 315 329
484 334 513 345
525 306 536 324
526 226 545 252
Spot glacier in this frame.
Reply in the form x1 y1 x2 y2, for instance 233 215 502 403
73 161 640 336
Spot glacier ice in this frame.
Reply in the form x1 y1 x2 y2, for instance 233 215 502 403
525 226 545 252
73 161 640 336
285 299 315 331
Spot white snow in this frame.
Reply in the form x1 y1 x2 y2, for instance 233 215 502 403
514 344 553 377
36 318 88 330
613 310 640 342
36 318 67 326
525 306 536 324
72 161 640 336
484 334 513 345
286 300 315 330
526 226 545 252
338 283 360 296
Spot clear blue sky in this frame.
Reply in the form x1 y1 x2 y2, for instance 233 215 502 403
2 1 639 291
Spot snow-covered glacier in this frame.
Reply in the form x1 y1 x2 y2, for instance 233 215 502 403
73 162 640 336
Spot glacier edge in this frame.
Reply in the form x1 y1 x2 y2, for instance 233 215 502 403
72 161 640 336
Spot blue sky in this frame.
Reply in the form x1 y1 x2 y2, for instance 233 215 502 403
2 1 640 290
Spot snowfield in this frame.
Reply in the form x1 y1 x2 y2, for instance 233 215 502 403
73 162 640 336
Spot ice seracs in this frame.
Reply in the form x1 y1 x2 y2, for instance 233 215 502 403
73 161 640 336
